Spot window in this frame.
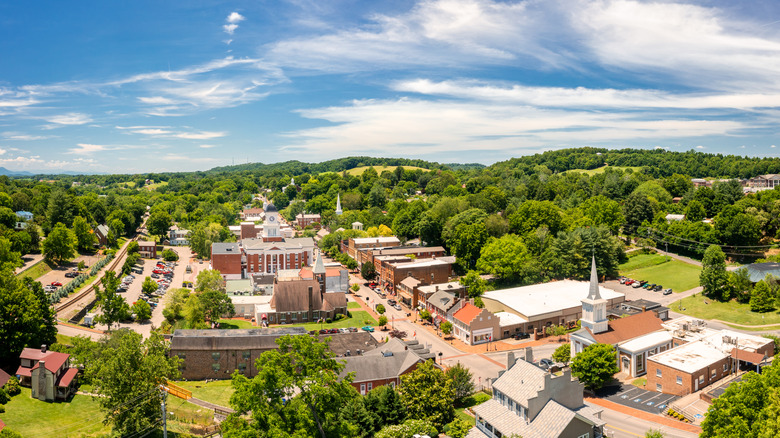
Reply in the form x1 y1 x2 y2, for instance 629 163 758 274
636 353 645 373
178 353 186 360
699 375 705 385
367 383 372 391
212 352 220 361
212 363 220 372
577 433 590 438
656 369 662 378
712 369 717 379
676 376 682 385
656 383 662 392
723 363 729 372
238 363 246 373
291 312 297 321
242 351 251 360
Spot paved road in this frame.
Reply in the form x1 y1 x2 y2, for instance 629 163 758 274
14 253 44 274
600 405 700 438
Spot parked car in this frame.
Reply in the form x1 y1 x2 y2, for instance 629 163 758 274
50 281 62 286
328 328 339 334
348 327 358 333
387 299 397 306
362 326 375 332
65 272 78 278
619 277 627 284
393 304 402 311
644 283 655 290
512 332 530 340
539 358 554 370
639 280 648 286
653 285 663 292
624 279 634 285
663 288 673 295
632 282 643 288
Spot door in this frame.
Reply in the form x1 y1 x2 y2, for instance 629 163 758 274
622 357 630 373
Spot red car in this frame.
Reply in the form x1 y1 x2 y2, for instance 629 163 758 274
50 281 62 286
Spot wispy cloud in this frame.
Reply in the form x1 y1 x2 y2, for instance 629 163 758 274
2 132 54 141
224 12 245 35
199 144 217 148
45 112 92 126
173 131 226 140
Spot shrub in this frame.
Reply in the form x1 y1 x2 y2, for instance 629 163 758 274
3 377 20 396
0 387 9 404
326 318 332 324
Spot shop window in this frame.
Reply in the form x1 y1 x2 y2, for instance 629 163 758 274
212 352 220 361
676 376 682 385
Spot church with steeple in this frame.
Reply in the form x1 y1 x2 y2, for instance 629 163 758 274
579 255 608 334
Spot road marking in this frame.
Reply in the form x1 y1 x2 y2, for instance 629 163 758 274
606 423 643 437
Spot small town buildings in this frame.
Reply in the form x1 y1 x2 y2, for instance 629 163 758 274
416 281 466 309
340 338 435 395
452 302 500 345
94 224 109 246
426 290 459 323
345 236 401 259
383 257 454 291
298 265 350 293
607 299 669 321
469 351 605 438
15 345 78 401
240 208 265 222
170 328 377 380
481 279 624 337
645 319 774 396
396 277 422 308
746 174 780 189
295 213 321 228
169 225 191 246
137 240 157 258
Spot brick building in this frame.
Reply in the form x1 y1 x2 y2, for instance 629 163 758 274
384 258 453 291
138 240 157 258
295 213 321 229
211 242 242 280
345 236 401 259
170 328 378 380
452 302 500 346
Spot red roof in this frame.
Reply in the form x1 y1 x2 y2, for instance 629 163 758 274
731 348 767 365
0 418 5 431
56 367 79 387
453 303 483 325
590 311 664 345
0 368 10 387
15 365 31 377
19 348 70 374
299 267 343 278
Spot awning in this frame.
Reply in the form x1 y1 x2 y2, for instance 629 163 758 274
56 368 79 387
15 366 32 378
731 348 767 365
261 314 267 319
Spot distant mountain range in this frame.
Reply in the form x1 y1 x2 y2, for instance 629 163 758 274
0 167 103 176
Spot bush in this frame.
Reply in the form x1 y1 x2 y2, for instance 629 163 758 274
0 387 9 404
162 249 179 261
375 419 438 438
351 283 360 292
326 318 332 324
3 377 20 396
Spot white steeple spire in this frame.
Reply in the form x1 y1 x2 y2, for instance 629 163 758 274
335 193 342 216
580 253 608 334
587 254 602 301
313 250 326 275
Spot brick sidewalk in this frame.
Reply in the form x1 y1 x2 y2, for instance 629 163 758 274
585 397 703 434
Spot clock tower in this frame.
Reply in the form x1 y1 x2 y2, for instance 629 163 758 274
262 203 283 242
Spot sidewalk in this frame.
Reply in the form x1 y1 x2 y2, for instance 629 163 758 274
586 397 702 435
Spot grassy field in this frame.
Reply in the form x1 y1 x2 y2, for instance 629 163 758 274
16 258 55 280
217 318 256 329
344 165 429 176
619 254 670 271
145 181 169 190
175 380 234 408
619 257 701 293
348 301 362 309
563 165 643 176
1 387 111 437
672 294 780 326
285 310 378 331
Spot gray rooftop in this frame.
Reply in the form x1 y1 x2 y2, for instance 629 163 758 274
745 262 780 283
212 242 240 255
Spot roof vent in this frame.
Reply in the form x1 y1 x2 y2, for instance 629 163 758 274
41 344 47 353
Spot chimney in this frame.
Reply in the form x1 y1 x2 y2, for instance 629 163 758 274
41 344 47 353
435 285 439 291
524 347 534 364
642 305 647 313
308 286 314 321
507 351 515 369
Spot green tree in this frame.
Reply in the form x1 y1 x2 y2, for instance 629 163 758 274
645 429 665 438
201 290 235 324
750 280 775 313
42 222 77 264
449 222 489 270
509 200 564 235
131 300 152 322
571 343 619 391
89 330 180 436
195 269 225 293
445 362 474 401
163 288 190 323
701 245 730 301
581 195 625 235
95 272 130 331
553 343 572 364
147 210 172 242
623 192 654 230
0 271 57 366
399 360 455 429
375 419 438 438
72 216 95 251
46 189 73 228
365 385 406 430
476 234 532 281
685 200 707 222
378 315 388 327
460 270 487 298
226 335 360 438
440 321 453 337
161 248 179 261
376 304 386 315
0 237 22 271
361 261 377 281
141 277 158 295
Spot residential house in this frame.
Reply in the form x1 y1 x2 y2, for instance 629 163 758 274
169 225 191 246
469 351 605 438
137 240 157 258
340 338 435 395
426 290 459 324
416 281 466 309
743 262 780 283
14 211 32 230
15 345 78 401
451 302 500 345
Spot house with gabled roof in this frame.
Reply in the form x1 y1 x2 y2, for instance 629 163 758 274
15 345 78 401
451 302 500 345
340 338 435 395
94 224 109 247
468 351 605 438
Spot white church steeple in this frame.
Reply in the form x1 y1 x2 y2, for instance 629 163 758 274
580 254 608 334
335 193 342 216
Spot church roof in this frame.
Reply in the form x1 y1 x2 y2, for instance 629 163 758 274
588 311 664 345
264 203 278 213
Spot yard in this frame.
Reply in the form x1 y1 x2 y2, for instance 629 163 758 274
672 294 780 327
619 256 701 293
347 301 362 309
174 380 234 408
285 310 378 331
0 387 111 437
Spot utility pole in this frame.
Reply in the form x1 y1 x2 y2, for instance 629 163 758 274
161 388 168 438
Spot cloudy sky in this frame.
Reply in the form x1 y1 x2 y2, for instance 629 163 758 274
1 0 780 173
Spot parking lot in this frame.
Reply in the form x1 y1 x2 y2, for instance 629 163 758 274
598 384 680 414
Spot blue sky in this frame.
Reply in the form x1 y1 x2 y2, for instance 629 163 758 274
2 0 780 173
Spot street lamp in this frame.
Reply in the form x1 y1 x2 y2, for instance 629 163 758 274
438 352 443 364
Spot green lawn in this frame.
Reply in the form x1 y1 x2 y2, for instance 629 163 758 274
16 258 55 280
619 258 701 293
672 294 780 326
217 318 256 329
284 310 377 330
348 301 362 309
0 387 111 437
619 254 669 271
174 380 234 408
563 165 643 176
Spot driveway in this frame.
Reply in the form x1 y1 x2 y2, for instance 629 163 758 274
597 384 679 415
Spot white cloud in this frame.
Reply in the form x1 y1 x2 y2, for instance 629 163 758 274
131 128 173 135
199 144 217 148
45 112 92 125
174 131 226 140
2 132 54 141
0 148 6 155
68 143 110 154
223 24 239 35
772 145 777 148
696 145 705 149
227 12 245 24
284 98 744 159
